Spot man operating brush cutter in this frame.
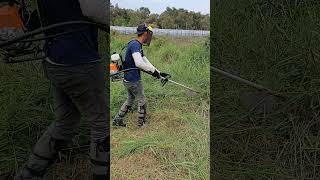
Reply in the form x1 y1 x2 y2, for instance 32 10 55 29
112 23 170 128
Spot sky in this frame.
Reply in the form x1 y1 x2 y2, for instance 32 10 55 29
111 0 210 15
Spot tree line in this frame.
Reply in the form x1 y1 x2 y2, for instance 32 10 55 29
111 3 210 30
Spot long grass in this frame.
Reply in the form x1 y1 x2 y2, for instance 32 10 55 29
0 31 108 179
212 1 320 179
0 32 209 179
110 34 210 179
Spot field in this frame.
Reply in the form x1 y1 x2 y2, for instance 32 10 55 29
110 33 210 179
212 1 320 179
0 32 109 179
0 31 209 179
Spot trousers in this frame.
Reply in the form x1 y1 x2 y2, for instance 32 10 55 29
16 60 109 179
113 80 147 126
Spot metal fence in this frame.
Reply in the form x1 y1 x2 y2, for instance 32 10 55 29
111 26 210 37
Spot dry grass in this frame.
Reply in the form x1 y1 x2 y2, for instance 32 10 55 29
212 0 320 179
110 34 210 179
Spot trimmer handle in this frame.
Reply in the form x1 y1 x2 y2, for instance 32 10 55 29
160 74 171 86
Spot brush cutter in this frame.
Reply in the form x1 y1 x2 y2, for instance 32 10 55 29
110 66 199 93
159 76 200 93
212 66 286 113
110 52 199 93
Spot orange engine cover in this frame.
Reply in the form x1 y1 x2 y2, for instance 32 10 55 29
110 63 119 75
0 4 24 29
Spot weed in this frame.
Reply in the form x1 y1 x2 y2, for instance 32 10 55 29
110 34 210 179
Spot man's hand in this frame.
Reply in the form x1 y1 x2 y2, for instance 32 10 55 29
152 71 171 79
152 70 161 79
160 72 171 78
159 72 170 86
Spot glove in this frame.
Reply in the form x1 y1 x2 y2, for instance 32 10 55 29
159 72 171 86
161 77 168 86
160 72 171 78
151 70 161 79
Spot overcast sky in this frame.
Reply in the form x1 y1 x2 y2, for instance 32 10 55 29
111 0 210 15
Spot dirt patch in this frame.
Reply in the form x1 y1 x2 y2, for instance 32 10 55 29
111 151 167 180
47 156 91 180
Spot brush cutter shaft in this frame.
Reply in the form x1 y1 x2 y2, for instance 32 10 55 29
110 68 199 93
211 66 284 98
160 77 199 93
0 20 108 48
110 68 139 76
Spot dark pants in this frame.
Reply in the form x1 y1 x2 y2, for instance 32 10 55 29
16 60 109 179
113 80 147 126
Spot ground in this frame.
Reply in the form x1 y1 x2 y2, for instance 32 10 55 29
110 34 210 179
0 33 209 179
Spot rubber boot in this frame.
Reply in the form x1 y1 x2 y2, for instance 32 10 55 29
138 104 146 127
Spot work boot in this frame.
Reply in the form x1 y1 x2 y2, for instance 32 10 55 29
112 116 126 127
112 105 132 127
137 104 147 127
90 137 110 180
15 164 46 180
137 118 145 127
15 133 69 180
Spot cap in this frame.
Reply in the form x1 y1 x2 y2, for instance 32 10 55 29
135 23 153 35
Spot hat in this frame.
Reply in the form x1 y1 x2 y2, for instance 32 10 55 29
135 23 153 35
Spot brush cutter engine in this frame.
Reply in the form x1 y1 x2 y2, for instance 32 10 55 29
0 1 28 51
0 0 109 64
110 52 124 81
0 0 43 63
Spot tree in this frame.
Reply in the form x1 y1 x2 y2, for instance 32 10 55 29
110 3 210 30
146 13 159 26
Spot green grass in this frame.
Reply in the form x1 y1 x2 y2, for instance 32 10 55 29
0 32 108 179
0 32 209 179
212 1 320 179
110 34 210 179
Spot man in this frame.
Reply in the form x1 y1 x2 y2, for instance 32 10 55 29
112 23 170 127
15 0 109 179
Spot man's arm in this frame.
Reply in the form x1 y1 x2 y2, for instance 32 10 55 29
78 0 108 25
142 55 171 79
142 56 159 72
132 52 158 73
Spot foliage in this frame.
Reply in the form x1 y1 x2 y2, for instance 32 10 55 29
111 3 210 30
0 31 108 179
212 0 320 179
110 34 210 179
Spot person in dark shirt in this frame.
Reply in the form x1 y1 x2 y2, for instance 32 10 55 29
15 0 109 179
112 23 170 127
